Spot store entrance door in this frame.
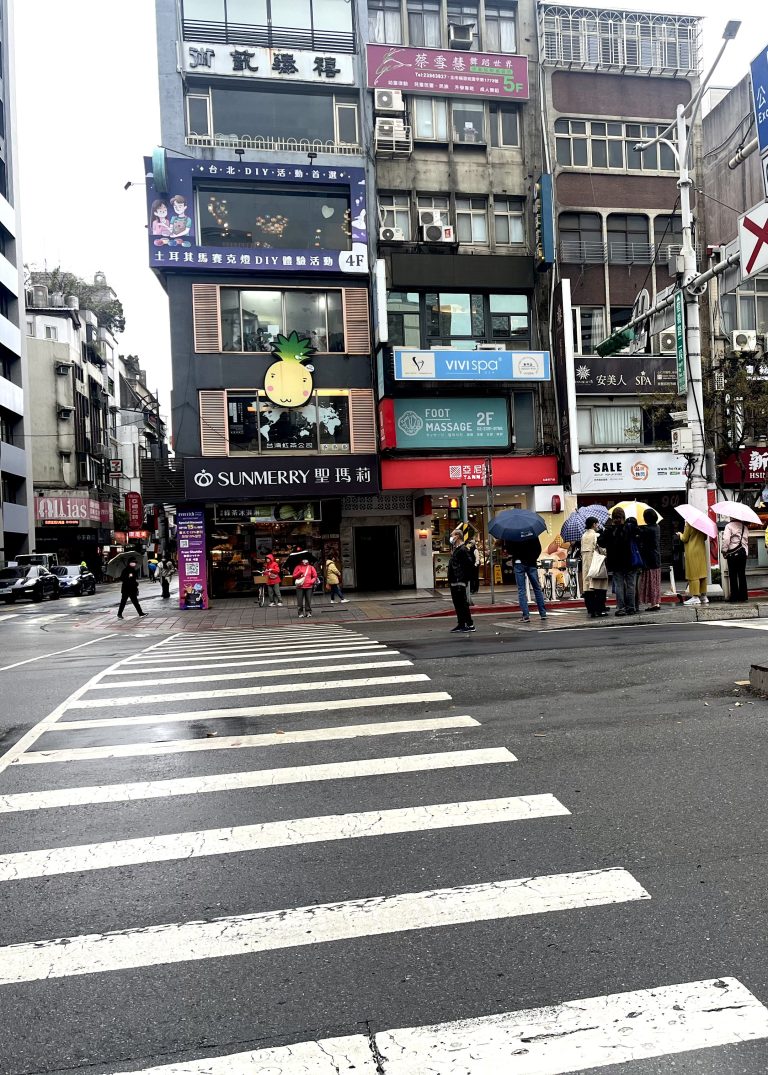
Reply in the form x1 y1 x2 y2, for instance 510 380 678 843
354 526 400 591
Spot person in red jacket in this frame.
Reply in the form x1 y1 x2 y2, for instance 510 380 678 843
264 554 283 606
292 558 318 618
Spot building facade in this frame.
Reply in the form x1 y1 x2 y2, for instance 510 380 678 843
0 0 32 562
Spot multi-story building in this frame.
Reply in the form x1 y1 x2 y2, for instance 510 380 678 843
541 3 701 561
368 0 561 589
151 0 380 597
25 285 119 566
0 0 33 562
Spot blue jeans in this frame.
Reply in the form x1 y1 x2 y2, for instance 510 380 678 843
329 583 344 600
613 569 638 613
514 562 547 618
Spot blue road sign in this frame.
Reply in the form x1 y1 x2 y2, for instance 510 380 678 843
750 46 768 158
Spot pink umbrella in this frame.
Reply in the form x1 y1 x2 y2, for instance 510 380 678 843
712 501 762 526
675 503 718 539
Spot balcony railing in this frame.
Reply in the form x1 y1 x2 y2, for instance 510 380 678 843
186 134 362 156
182 18 355 54
559 239 607 264
607 241 655 265
374 122 413 157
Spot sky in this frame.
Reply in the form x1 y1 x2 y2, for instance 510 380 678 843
11 0 767 425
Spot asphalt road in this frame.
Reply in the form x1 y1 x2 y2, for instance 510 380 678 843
2 613 768 1073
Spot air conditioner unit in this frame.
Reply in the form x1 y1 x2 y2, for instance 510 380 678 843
671 426 694 454
654 330 676 354
374 88 404 114
421 223 455 243
732 330 758 354
57 406 73 420
379 226 405 242
54 362 71 376
418 209 448 228
476 344 506 351
448 22 474 49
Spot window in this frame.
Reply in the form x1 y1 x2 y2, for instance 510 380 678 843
186 94 211 138
555 118 676 173
426 292 484 339
720 278 768 336
416 194 450 219
44 325 58 342
369 0 403 41
607 214 650 264
577 406 642 447
452 101 485 144
558 212 603 262
379 194 412 239
221 288 345 353
489 294 528 340
387 292 421 347
542 9 697 73
183 0 225 19
413 98 448 141
199 184 351 251
572 307 607 355
654 214 684 262
512 391 536 451
484 2 517 52
490 104 519 148
408 0 440 46
456 197 488 243
25 320 33 336
493 197 524 244
447 0 478 50
226 390 351 454
200 88 360 148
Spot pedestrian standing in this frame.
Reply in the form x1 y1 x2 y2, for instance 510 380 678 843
117 558 146 619
638 508 662 611
721 519 749 603
447 528 475 633
147 558 159 583
506 534 547 624
677 522 709 606
264 554 283 606
465 540 480 605
325 557 347 603
581 517 609 618
601 507 642 616
157 558 175 600
293 558 318 618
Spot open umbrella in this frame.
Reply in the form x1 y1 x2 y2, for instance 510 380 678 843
488 509 547 542
613 500 662 523
675 503 717 539
105 551 137 579
580 504 610 526
712 501 762 526
561 512 587 543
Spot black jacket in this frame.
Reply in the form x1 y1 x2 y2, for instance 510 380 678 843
639 523 661 569
601 518 642 572
447 543 475 585
505 536 542 568
120 565 140 594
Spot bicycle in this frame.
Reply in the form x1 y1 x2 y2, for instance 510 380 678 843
537 557 555 601
555 557 580 600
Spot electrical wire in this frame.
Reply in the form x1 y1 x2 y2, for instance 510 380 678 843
702 112 754 161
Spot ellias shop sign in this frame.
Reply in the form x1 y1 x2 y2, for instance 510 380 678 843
380 398 510 449
184 454 379 499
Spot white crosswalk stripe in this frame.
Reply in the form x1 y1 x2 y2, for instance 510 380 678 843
1 622 765 1072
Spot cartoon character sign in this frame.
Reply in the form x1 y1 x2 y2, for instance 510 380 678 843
264 332 316 407
169 194 193 247
151 199 171 246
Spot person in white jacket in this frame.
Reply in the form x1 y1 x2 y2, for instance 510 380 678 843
157 559 175 600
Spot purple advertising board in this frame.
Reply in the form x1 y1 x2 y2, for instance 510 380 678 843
177 509 209 610
146 156 368 275
366 44 529 99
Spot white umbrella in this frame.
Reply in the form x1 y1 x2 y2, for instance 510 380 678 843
712 501 762 526
105 551 136 578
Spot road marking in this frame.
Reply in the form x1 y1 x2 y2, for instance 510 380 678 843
16 715 480 764
0 614 19 623
0 634 121 676
108 978 768 1075
0 868 648 985
127 641 385 664
52 690 455 730
700 619 768 630
107 647 392 674
66 673 432 710
0 747 516 812
90 658 413 689
150 630 358 650
0 795 568 879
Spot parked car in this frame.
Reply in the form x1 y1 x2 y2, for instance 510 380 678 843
52 565 97 597
0 565 60 604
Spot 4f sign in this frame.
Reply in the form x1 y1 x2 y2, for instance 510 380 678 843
738 202 768 282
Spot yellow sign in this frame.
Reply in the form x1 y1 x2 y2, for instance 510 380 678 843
494 563 502 584
460 522 477 543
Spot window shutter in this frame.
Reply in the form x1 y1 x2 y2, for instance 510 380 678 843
342 288 371 354
192 284 221 352
199 390 229 456
349 389 376 453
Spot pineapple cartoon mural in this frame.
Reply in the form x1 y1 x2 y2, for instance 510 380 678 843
264 332 317 407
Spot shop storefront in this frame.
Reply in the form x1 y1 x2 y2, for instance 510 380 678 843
720 448 768 578
33 495 114 570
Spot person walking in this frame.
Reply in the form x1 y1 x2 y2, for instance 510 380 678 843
600 507 642 616
507 533 547 624
157 558 175 600
638 508 662 611
117 557 146 619
293 558 318 618
325 557 347 603
677 521 709 606
581 517 609 618
264 554 283 606
721 519 749 603
447 528 475 633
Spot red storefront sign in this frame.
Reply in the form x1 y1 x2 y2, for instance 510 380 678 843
381 456 558 489
125 492 144 529
721 448 768 486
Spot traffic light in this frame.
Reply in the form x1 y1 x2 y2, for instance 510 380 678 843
596 328 635 357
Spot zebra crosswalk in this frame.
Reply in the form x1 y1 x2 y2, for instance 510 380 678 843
0 621 766 1073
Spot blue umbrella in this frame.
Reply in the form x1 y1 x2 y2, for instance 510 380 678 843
580 504 610 525
561 512 587 543
489 509 547 542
